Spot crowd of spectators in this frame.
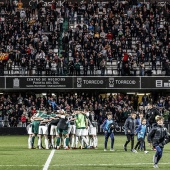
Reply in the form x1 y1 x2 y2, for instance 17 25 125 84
0 92 170 129
65 0 170 76
0 0 66 76
0 0 169 76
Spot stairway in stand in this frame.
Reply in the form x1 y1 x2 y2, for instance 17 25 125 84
58 18 69 57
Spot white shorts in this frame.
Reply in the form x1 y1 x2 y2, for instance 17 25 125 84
50 125 58 136
76 129 83 137
89 127 97 136
38 125 48 135
27 124 33 135
82 127 89 136
68 125 76 135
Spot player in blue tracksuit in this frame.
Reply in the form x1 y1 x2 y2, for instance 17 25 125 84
134 118 149 154
102 112 118 151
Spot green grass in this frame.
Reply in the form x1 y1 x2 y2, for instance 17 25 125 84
0 135 170 170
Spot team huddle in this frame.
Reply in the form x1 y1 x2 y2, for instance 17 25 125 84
27 108 98 150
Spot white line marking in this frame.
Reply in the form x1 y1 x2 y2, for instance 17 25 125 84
52 163 170 166
0 165 41 167
43 149 55 170
0 163 170 167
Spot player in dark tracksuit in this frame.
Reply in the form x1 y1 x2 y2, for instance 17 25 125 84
123 112 137 153
146 104 161 128
148 116 170 168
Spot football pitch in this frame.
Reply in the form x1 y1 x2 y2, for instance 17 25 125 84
0 135 170 170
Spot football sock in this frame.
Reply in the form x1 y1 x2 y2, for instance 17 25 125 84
56 137 60 146
45 137 49 149
71 136 75 148
94 137 98 147
82 136 89 146
86 136 89 144
90 138 93 146
61 137 63 146
63 138 66 147
65 138 69 146
81 137 84 146
75 136 79 148
38 136 42 148
51 138 54 147
28 136 32 148
31 136 35 148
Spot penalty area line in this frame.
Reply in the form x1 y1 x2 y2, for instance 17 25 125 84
43 149 55 170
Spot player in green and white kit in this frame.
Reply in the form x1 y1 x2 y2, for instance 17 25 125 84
27 117 34 149
68 112 76 148
88 111 98 149
31 110 44 149
49 111 60 149
38 109 52 149
56 110 70 150
75 110 90 149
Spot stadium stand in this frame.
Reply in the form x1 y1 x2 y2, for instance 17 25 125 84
0 0 169 76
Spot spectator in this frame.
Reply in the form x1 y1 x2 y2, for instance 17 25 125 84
30 0 37 15
0 60 4 76
20 57 27 75
89 59 95 75
6 59 13 75
122 63 130 76
51 60 57 76
27 59 34 76
21 114 26 127
83 60 89 76
139 62 145 76
45 59 51 76
36 59 43 76
68 60 74 76
74 59 81 76
100 58 106 76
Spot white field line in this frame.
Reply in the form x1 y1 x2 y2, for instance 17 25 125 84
42 149 55 170
0 165 41 167
1 162 170 167
52 162 170 166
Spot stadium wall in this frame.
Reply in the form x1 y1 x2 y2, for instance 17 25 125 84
0 127 27 135
0 122 169 135
1 76 170 90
